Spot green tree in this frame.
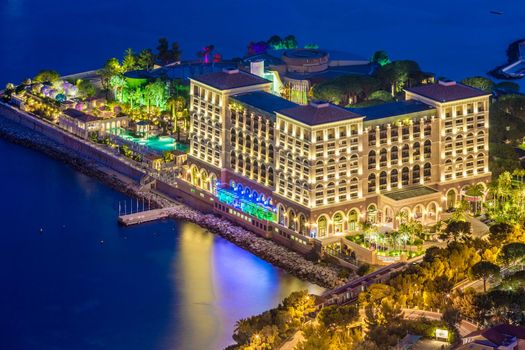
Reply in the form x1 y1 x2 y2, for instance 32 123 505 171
442 306 461 327
499 242 525 267
98 58 123 93
500 270 525 291
170 41 182 62
109 75 127 102
122 48 137 72
76 79 97 98
374 60 421 95
157 37 170 63
495 81 520 93
465 183 485 214
137 49 155 70
441 220 471 242
469 261 500 292
461 76 494 92
371 50 390 66
357 263 373 276
283 35 298 49
368 90 393 102
317 305 358 330
488 223 513 245
34 70 60 83
267 35 282 49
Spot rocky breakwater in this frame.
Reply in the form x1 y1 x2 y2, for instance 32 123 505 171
166 205 348 289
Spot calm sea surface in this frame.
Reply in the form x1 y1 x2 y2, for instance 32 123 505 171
0 1 524 349
0 139 323 349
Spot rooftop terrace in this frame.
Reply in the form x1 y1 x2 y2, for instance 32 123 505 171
232 91 298 114
191 69 270 90
382 185 439 201
348 100 435 121
278 101 363 126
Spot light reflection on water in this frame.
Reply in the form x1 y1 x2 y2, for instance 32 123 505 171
163 223 323 350
0 137 322 350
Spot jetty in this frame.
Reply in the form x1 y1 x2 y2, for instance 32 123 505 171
118 207 173 226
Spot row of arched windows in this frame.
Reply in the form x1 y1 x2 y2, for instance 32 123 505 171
444 153 486 178
230 151 275 186
368 141 431 169
367 164 431 192
231 129 275 160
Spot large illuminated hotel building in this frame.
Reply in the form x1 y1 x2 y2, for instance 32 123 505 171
181 68 490 253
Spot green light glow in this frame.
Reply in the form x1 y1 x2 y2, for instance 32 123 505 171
217 189 276 222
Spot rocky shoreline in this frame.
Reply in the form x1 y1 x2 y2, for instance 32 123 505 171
0 115 349 289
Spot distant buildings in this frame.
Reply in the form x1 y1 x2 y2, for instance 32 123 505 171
181 67 491 257
459 324 525 350
241 48 373 104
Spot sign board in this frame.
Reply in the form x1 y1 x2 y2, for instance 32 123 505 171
436 329 449 340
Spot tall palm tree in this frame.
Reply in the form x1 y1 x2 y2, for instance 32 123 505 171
465 183 486 214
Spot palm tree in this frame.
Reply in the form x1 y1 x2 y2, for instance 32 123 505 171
465 184 485 214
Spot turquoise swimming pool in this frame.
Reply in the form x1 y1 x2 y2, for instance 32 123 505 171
109 128 188 152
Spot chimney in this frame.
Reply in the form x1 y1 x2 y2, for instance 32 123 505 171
250 59 265 77
223 67 239 74
310 100 330 108
438 79 456 86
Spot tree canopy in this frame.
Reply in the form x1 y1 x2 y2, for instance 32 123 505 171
469 261 500 292
461 76 494 92
34 70 60 83
371 50 390 66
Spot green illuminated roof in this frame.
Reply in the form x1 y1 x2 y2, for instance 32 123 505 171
382 185 438 201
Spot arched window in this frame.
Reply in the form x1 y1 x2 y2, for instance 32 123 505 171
368 150 376 169
402 144 410 160
391 169 399 187
348 210 359 231
423 162 431 181
317 216 327 238
413 142 420 156
391 146 398 165
278 204 286 225
288 209 296 230
298 214 307 235
412 165 420 184
402 167 409 186
380 148 387 166
368 173 376 192
446 189 456 209
230 128 236 144
379 171 387 190
333 212 344 234
423 140 431 158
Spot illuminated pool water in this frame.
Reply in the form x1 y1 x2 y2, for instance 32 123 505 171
110 128 188 152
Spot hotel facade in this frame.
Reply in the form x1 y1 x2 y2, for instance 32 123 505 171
181 68 491 254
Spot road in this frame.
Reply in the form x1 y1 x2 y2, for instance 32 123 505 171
402 308 478 337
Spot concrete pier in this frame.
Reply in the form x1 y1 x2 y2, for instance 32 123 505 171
118 208 173 226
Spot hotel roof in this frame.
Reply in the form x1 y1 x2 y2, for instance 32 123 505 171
63 109 99 123
405 82 491 103
278 101 363 126
348 100 435 121
191 69 270 90
232 91 298 114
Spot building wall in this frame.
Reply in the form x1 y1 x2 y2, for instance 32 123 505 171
184 81 492 243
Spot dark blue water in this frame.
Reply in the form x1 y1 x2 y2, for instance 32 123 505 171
0 139 322 350
0 0 524 89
